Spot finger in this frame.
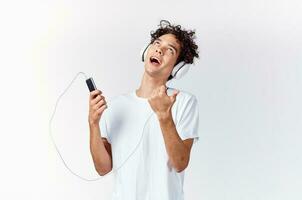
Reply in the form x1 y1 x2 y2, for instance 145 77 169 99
91 95 104 105
96 104 107 115
159 85 166 96
170 90 179 102
151 88 157 98
89 90 102 100
173 90 180 97
94 99 106 109
91 89 102 97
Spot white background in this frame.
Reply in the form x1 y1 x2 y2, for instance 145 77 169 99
0 0 301 199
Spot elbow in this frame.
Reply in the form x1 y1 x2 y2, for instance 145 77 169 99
172 157 189 173
96 167 112 176
95 164 112 176
174 164 188 173
97 171 110 176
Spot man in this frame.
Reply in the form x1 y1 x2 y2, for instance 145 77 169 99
88 20 200 200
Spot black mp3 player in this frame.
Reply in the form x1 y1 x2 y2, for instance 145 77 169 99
86 77 97 92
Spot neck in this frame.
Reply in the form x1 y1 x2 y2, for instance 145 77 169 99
136 72 167 99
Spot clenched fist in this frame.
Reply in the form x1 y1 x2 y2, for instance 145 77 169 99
148 85 179 119
88 89 107 125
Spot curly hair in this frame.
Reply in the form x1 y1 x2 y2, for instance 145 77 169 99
150 20 199 81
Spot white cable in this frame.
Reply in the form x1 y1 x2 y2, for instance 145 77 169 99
49 71 155 181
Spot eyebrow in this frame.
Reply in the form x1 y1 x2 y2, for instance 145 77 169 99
155 38 178 54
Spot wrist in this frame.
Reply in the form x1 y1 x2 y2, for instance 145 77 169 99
157 110 173 122
89 120 99 128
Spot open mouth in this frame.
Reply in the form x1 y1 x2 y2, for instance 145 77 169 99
149 56 161 65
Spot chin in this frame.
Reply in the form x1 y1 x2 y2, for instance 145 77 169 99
144 68 160 77
147 61 163 70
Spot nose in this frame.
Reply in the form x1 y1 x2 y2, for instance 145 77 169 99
155 48 163 55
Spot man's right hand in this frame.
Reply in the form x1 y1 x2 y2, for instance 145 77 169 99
88 89 107 125
88 90 112 176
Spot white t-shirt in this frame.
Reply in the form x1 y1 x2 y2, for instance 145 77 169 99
99 87 199 200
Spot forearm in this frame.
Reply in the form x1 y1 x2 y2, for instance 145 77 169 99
158 111 190 172
89 123 112 175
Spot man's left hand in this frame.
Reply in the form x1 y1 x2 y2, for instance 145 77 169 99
148 85 179 119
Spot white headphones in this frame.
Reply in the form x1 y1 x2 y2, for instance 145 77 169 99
141 43 191 80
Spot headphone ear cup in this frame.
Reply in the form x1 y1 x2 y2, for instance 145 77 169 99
171 62 191 79
141 43 151 62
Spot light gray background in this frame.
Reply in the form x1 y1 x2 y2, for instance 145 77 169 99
0 0 301 199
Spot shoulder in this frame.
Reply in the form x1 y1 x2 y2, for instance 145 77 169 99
168 87 199 118
167 87 197 103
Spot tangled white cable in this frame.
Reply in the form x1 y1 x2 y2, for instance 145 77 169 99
49 71 155 181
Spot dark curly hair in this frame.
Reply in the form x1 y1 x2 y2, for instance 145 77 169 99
150 20 199 81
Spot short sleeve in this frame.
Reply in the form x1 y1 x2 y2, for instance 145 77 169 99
99 110 111 143
175 95 200 144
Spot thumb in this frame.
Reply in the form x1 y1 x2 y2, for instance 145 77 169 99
170 90 179 103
